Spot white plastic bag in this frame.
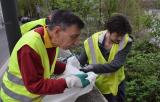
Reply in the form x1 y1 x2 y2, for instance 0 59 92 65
43 56 97 102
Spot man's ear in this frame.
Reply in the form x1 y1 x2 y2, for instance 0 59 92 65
54 26 61 36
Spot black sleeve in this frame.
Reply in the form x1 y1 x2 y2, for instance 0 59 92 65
77 47 88 67
91 41 132 74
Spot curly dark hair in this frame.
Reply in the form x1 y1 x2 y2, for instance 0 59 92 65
105 14 132 35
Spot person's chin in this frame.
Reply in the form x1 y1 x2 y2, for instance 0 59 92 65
115 42 120 44
112 41 120 44
61 46 70 50
62 45 75 50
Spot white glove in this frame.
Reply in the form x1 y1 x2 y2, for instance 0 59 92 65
86 72 98 84
65 74 90 88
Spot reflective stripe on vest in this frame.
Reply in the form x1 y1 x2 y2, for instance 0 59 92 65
1 70 42 101
88 37 97 64
7 71 24 85
1 82 41 102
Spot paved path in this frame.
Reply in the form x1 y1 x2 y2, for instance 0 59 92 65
0 28 9 68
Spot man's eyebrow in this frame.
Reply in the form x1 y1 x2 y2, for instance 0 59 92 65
71 33 80 37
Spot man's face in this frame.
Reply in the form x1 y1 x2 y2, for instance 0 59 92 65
110 32 124 44
50 25 81 49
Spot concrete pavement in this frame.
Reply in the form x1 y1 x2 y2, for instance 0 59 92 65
0 28 9 68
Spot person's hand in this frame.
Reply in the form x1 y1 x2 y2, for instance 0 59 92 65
80 65 94 73
65 74 90 88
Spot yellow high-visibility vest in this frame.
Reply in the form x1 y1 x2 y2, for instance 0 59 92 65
0 28 59 102
20 18 46 35
84 30 129 95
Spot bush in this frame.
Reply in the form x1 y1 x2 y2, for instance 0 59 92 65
150 17 160 38
125 40 160 102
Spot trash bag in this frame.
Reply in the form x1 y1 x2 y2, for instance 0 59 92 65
43 56 97 102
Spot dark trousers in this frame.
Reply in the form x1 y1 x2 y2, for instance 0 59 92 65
103 81 125 102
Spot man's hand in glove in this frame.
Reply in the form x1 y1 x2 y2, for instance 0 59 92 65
65 73 90 88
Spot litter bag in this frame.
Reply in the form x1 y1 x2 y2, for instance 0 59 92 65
43 56 97 102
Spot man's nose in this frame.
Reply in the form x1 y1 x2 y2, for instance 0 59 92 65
74 38 80 46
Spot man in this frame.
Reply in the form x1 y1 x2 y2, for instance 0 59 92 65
0 10 90 102
79 14 133 102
